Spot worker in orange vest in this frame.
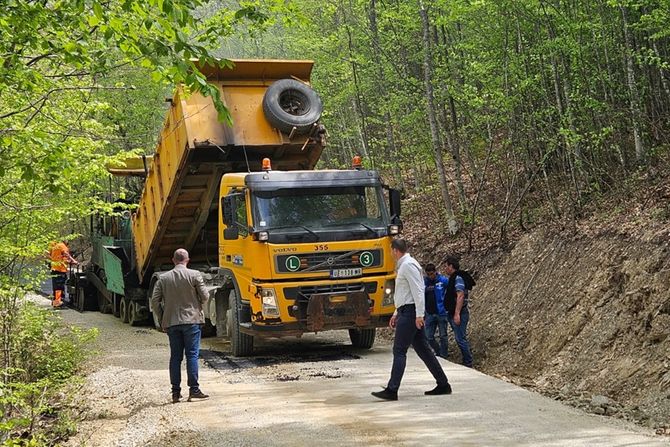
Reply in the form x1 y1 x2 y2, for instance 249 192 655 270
48 241 78 308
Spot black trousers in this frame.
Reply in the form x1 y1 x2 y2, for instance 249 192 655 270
387 304 449 392
51 271 66 293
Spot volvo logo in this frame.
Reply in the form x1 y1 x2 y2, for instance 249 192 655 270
326 256 335 265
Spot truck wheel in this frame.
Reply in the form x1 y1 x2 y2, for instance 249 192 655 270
75 286 85 312
128 301 144 327
152 310 162 330
97 291 112 314
262 79 322 136
228 290 253 356
119 298 130 324
215 290 230 338
202 318 216 337
111 294 121 318
82 284 98 311
349 328 376 349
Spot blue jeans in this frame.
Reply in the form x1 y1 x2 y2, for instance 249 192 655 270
447 307 473 367
387 304 449 392
424 313 449 358
167 324 202 394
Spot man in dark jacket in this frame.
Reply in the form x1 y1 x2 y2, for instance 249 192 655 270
444 256 473 367
150 248 210 403
423 263 449 359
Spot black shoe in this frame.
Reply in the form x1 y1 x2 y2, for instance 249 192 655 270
425 383 452 395
371 388 398 401
188 390 209 401
172 392 181 404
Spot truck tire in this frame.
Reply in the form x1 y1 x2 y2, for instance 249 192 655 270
75 286 86 312
349 328 376 349
228 290 253 356
152 311 162 330
215 290 230 338
119 298 130 324
201 319 216 337
97 291 112 314
128 301 143 327
262 79 322 136
81 284 98 311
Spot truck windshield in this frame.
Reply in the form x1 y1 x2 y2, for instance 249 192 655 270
252 186 388 238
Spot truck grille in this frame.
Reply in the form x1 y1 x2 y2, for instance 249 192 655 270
283 282 378 300
275 249 382 273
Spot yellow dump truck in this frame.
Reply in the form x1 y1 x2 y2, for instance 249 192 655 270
76 60 402 356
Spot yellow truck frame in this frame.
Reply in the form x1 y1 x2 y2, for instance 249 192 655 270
109 60 403 356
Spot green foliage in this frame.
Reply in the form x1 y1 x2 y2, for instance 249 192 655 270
0 1 292 444
224 0 670 240
1 302 97 445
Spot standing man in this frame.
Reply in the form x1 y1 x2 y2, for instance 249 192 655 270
371 239 452 401
48 240 78 308
444 256 474 368
150 248 210 403
423 263 449 359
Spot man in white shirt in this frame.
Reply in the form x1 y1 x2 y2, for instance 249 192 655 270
372 239 452 401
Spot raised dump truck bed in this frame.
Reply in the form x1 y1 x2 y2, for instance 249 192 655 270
132 60 325 282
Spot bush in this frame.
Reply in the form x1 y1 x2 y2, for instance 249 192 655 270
1 301 97 446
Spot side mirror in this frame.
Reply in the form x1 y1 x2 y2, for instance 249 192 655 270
389 188 402 224
222 195 239 240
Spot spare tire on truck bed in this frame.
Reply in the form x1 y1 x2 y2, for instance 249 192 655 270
262 78 323 136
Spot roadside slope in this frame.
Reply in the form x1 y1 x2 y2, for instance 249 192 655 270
468 225 670 430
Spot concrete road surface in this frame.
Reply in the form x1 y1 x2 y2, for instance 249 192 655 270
52 298 667 447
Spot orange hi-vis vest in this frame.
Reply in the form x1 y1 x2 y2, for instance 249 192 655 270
49 242 70 273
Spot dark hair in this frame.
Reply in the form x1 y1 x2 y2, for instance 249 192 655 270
425 263 436 272
445 256 460 270
391 238 408 254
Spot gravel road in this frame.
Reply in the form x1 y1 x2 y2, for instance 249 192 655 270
52 296 668 447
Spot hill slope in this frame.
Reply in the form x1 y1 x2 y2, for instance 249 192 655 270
467 226 670 430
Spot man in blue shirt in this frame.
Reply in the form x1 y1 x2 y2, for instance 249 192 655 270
444 256 474 367
423 263 449 359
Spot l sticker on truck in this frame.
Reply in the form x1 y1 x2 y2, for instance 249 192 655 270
233 255 243 266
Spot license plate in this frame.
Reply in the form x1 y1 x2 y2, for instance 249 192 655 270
331 268 362 278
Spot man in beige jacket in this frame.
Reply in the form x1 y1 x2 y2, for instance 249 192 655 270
150 248 209 403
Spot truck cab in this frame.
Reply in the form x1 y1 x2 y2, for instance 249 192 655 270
218 163 401 355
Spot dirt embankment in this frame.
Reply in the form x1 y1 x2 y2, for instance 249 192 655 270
462 226 670 431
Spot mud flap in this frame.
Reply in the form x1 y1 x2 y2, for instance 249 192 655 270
306 291 372 332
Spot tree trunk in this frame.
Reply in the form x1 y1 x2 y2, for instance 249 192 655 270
419 0 458 235
341 1 372 165
437 25 468 215
368 0 401 186
620 4 646 164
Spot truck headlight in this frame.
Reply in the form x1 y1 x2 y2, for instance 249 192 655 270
261 288 280 317
382 279 395 307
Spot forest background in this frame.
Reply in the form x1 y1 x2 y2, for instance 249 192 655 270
1 0 670 444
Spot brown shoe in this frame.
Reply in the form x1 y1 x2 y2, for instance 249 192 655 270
188 390 209 402
172 392 181 404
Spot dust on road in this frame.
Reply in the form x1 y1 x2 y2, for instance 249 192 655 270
57 297 667 447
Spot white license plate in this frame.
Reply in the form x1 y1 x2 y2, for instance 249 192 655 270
331 268 362 278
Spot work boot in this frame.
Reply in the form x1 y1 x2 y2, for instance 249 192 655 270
371 388 398 401
172 392 181 404
424 383 452 395
53 291 63 308
188 390 209 402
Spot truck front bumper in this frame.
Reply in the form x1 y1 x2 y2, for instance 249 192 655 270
242 289 393 337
